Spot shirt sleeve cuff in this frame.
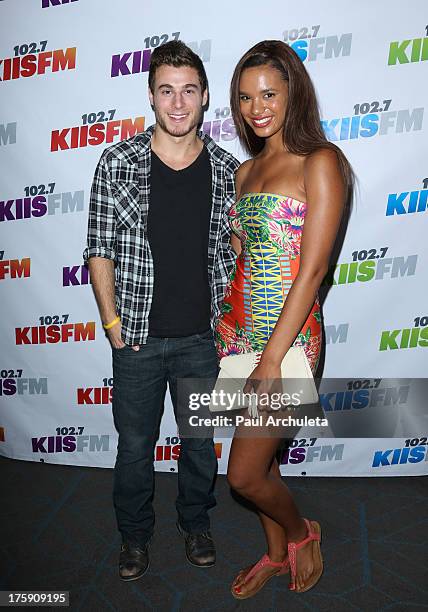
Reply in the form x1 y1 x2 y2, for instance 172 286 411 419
83 246 116 261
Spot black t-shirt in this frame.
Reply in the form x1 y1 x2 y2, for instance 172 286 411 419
147 146 212 337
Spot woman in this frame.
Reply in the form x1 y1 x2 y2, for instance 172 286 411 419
215 40 353 599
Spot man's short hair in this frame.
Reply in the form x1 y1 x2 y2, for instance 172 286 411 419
148 40 208 94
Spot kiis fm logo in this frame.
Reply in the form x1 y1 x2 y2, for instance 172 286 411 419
321 380 409 411
202 106 237 143
0 252 30 280
0 122 17 146
51 111 144 151
63 264 89 286
322 96 423 142
15 314 95 345
1 185 84 223
77 378 112 405
323 247 417 286
32 426 110 453
155 437 223 461
379 316 428 351
0 368 48 396
111 34 211 78
388 31 428 65
279 440 344 464
386 180 428 216
283 24 351 62
0 47 76 82
372 443 427 467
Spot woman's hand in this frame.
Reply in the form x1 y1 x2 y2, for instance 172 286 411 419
243 359 282 411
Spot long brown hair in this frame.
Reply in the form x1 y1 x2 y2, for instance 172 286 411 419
230 40 354 195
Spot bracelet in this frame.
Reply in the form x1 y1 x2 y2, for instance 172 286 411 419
103 316 120 330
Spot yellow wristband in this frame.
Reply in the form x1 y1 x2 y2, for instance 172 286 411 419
103 316 120 330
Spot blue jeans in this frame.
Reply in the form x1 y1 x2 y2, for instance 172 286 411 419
112 329 218 547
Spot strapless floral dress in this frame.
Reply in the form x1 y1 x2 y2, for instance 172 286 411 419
215 193 321 374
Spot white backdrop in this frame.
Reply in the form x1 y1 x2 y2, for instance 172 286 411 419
1 0 427 476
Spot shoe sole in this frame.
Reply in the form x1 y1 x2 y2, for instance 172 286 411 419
185 552 215 568
231 567 285 600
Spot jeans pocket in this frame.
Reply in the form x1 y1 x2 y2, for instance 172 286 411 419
113 344 128 352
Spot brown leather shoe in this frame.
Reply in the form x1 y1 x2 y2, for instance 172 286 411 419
119 542 149 581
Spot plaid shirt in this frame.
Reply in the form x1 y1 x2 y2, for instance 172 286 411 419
84 125 240 345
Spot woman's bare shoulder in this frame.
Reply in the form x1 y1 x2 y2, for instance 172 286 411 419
304 147 341 173
236 158 254 179
235 159 254 194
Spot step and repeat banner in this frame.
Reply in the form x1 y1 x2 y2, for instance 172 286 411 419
1 0 427 476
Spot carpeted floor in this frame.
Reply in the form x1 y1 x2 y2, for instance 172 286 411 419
1 456 427 611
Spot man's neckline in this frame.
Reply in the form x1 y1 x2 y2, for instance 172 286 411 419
151 145 206 173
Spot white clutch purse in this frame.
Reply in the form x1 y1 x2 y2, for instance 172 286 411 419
209 346 318 417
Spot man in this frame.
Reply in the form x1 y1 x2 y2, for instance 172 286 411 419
84 41 239 581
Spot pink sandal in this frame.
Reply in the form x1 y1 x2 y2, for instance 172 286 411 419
231 553 289 600
287 518 323 592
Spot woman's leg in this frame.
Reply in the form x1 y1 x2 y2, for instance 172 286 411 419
231 457 288 594
227 433 317 594
259 458 288 557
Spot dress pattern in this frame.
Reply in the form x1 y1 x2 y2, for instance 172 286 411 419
215 193 321 373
